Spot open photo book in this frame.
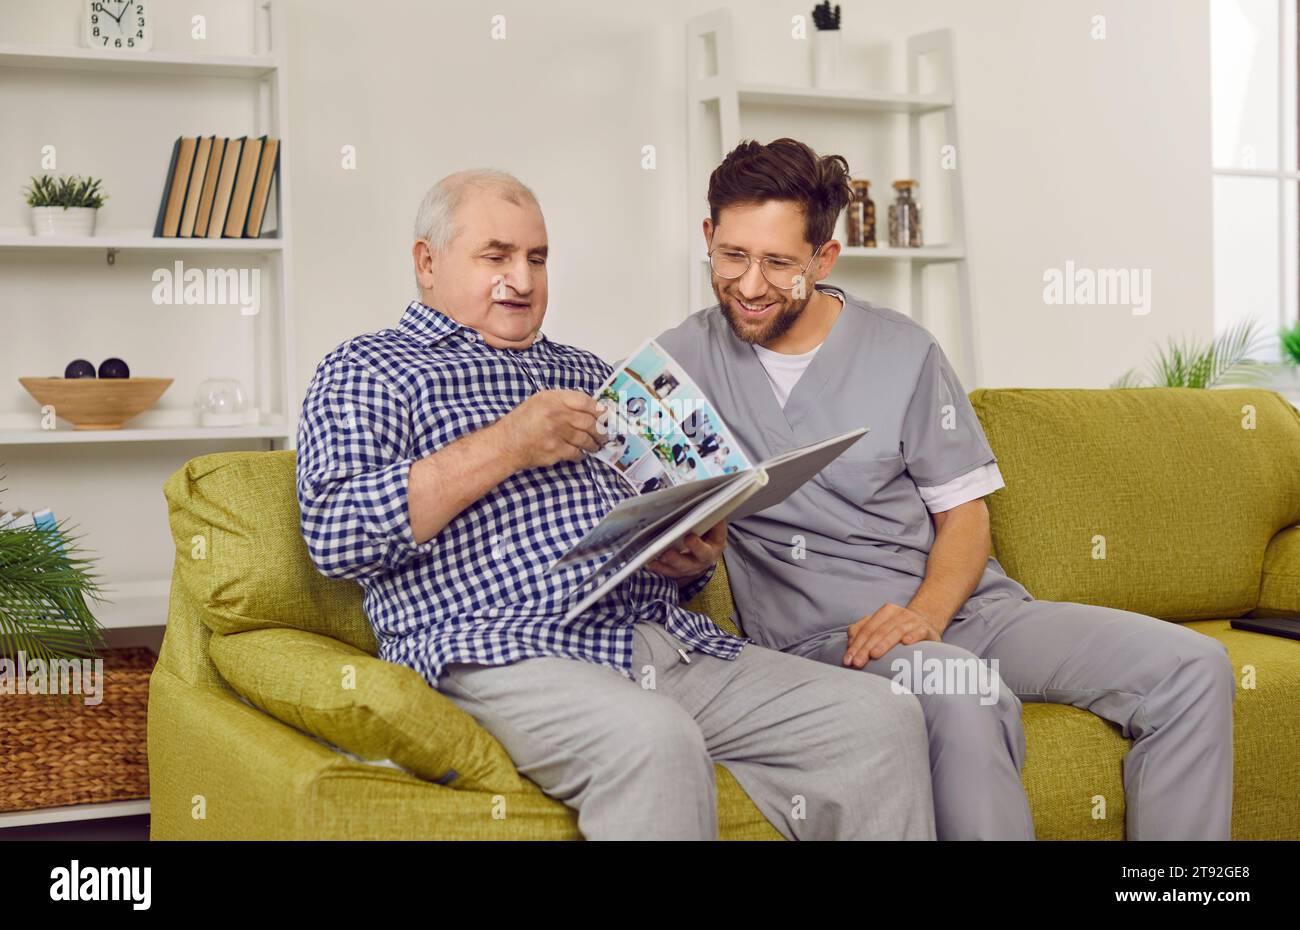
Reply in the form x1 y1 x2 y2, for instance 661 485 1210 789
556 337 869 620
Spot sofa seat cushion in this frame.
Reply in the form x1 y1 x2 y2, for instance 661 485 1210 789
1185 619 1300 839
1019 619 1300 840
1019 702 1127 839
969 388 1300 620
300 748 778 840
208 626 526 794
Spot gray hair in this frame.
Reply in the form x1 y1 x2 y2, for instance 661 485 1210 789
413 168 539 254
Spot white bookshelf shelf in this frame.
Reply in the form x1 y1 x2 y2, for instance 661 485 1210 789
0 798 150 830
0 232 284 253
840 245 964 260
736 82 952 114
0 43 278 77
0 424 292 446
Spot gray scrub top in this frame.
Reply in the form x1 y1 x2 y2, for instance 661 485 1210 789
656 284 1031 653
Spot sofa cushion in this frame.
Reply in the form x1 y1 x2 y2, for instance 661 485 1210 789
208 626 526 794
1185 619 1300 839
682 558 741 636
164 450 377 652
969 388 1300 620
164 450 746 650
1018 703 1126 839
1013 618 1300 840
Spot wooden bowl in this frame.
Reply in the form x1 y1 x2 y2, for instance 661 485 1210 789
18 377 173 430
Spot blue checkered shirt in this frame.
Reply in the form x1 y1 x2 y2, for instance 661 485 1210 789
296 300 745 688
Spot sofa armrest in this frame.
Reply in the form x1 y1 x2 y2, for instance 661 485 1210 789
148 660 363 839
147 662 568 839
1255 525 1300 617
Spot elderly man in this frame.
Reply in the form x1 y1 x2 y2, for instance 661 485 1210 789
294 169 935 841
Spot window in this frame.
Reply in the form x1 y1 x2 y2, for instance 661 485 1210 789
1211 0 1298 358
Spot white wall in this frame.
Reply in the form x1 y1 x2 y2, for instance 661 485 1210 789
284 0 1213 391
0 0 1215 597
0 0 1216 397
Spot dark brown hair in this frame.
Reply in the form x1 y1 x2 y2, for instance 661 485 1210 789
707 138 853 248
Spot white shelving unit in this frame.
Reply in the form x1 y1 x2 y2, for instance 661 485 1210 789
0 0 296 551
0 2 296 829
686 9 978 384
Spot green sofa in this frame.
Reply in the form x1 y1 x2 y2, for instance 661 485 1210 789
147 387 1300 839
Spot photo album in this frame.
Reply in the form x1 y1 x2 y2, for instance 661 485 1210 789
557 338 868 618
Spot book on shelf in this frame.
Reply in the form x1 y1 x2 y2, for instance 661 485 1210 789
244 137 280 238
192 136 226 237
2 508 66 550
154 136 196 238
223 135 264 237
206 136 245 239
151 138 179 238
151 135 280 239
178 135 214 238
0 508 42 531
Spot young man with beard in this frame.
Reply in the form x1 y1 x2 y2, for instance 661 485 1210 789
652 138 1236 840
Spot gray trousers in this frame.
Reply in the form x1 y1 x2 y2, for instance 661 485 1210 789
788 597 1237 840
437 619 936 840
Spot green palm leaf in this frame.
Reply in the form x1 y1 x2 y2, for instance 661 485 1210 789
0 473 107 668
1110 318 1271 388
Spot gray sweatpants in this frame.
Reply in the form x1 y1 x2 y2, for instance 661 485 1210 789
788 597 1236 840
437 619 936 840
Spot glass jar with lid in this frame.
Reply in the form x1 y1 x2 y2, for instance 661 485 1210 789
845 179 876 247
887 180 922 248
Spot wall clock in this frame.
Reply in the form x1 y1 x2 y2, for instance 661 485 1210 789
82 1 154 52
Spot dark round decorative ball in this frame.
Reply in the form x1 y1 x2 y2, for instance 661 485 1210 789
64 359 97 379
98 357 130 379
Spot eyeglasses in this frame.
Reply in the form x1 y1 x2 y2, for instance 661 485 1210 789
708 242 825 290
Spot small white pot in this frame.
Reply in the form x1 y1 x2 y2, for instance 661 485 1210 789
812 29 841 88
31 206 97 238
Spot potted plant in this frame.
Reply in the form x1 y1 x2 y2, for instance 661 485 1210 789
1275 320 1300 404
23 174 107 238
1111 318 1271 388
0 471 107 678
812 1 842 88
